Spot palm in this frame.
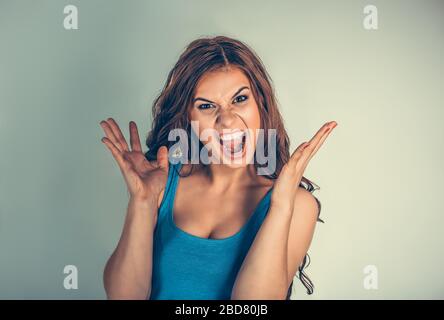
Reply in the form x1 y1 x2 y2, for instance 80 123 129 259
271 121 337 210
100 118 169 200
122 150 167 196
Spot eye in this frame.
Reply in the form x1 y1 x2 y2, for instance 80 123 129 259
233 95 248 104
197 103 214 110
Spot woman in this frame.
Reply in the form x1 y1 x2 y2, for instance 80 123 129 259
99 36 337 300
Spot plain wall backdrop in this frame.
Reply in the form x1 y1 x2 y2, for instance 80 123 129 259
0 0 443 299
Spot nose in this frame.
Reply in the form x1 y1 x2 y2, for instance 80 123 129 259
216 107 238 129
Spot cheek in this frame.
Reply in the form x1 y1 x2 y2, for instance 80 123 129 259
189 109 206 139
236 103 261 154
188 108 199 123
242 102 261 130
189 118 214 145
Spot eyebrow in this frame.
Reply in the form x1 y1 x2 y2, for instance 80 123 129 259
193 86 250 104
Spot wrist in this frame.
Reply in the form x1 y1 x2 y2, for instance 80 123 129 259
129 193 158 206
270 199 294 215
127 196 159 226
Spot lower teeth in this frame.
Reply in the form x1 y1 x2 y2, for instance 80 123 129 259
224 143 243 153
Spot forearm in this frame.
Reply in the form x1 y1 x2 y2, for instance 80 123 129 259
231 204 293 300
103 197 158 299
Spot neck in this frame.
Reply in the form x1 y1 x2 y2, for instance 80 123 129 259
204 163 258 192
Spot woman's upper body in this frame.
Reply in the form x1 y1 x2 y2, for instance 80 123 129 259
149 161 275 300
100 35 336 300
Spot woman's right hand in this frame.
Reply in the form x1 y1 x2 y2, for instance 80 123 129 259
99 118 169 204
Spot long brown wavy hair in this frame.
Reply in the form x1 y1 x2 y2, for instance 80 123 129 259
145 35 323 299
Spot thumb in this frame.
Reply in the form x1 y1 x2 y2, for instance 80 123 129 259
157 146 169 172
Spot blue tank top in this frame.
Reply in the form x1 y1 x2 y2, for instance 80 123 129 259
149 161 274 300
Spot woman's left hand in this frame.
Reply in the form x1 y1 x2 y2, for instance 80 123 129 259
270 121 338 212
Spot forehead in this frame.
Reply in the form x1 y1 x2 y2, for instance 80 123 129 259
194 67 250 98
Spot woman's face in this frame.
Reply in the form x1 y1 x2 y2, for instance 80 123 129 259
188 66 261 167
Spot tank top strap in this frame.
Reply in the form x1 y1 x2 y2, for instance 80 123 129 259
246 187 273 234
157 161 182 222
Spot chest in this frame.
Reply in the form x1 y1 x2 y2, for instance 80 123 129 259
172 181 271 240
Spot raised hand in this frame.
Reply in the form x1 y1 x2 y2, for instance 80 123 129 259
271 121 338 211
99 118 169 203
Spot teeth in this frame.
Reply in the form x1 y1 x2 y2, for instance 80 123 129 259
220 131 245 141
223 142 243 153
233 143 243 152
220 131 245 154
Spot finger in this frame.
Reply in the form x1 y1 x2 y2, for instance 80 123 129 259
101 137 126 170
306 124 335 163
289 121 337 169
100 120 123 152
288 141 311 168
300 122 337 167
303 121 336 156
156 146 169 171
306 121 334 147
129 121 143 152
107 118 130 152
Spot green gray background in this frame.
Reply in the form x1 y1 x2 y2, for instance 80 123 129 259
0 0 443 299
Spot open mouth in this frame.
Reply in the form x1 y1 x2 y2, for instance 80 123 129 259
219 130 246 157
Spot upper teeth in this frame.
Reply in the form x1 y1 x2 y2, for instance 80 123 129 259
220 131 245 141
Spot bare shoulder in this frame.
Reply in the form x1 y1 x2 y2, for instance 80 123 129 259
292 187 319 222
